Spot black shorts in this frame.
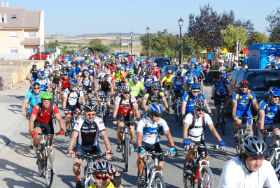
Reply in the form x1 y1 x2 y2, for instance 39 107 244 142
34 121 54 135
83 86 92 93
75 144 101 157
143 142 164 161
214 94 228 106
163 85 170 91
117 114 135 126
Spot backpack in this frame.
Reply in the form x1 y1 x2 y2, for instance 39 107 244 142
188 111 206 138
67 89 81 104
37 102 55 118
185 92 203 103
147 92 161 104
142 116 164 136
119 95 132 109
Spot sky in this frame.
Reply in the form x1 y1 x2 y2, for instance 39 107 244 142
7 0 280 35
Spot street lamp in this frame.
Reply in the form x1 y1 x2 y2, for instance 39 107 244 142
119 33 122 53
146 26 150 57
178 17 183 64
130 32 133 55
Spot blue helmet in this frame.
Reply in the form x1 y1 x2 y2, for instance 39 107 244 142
191 83 200 90
40 71 45 76
268 87 280 96
176 70 182 75
69 79 78 86
148 103 163 116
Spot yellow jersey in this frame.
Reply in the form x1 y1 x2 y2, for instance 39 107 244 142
113 71 126 82
88 182 116 188
162 75 174 86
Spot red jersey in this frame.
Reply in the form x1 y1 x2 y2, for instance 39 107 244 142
116 95 137 115
59 77 71 89
153 67 160 79
32 104 59 124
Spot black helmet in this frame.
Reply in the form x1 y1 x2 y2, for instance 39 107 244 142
240 80 249 87
243 135 267 157
32 82 40 88
194 99 206 110
151 81 161 90
132 75 139 82
89 159 113 174
32 64 36 69
84 103 98 112
123 85 131 93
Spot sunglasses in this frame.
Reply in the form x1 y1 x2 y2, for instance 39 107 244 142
95 175 110 181
240 86 248 88
153 114 161 118
33 87 40 90
86 112 96 116
124 92 130 94
192 91 199 93
273 96 280 99
196 109 204 112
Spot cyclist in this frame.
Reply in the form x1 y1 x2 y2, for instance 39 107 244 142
136 103 176 185
160 70 174 96
152 63 160 80
43 61 52 78
36 71 51 92
62 79 86 135
58 71 71 101
66 63 77 79
128 75 145 108
169 70 186 102
211 73 231 130
232 80 258 137
218 135 279 188
255 87 280 140
183 99 225 174
142 81 169 113
67 103 113 188
22 82 42 118
125 69 134 83
193 62 205 93
51 67 61 96
185 66 198 91
29 92 65 157
143 70 157 93
113 65 126 87
79 69 94 102
112 85 141 152
182 83 212 116
27 64 39 85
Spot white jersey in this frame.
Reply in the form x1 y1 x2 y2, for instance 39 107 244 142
218 157 279 188
137 116 169 145
82 77 92 87
184 113 213 142
74 116 105 146
63 88 84 106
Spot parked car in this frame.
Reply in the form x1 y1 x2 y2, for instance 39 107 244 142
151 57 171 68
29 52 51 60
162 65 176 75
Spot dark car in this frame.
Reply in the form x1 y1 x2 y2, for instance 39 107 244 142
151 57 171 68
162 65 176 75
229 69 280 101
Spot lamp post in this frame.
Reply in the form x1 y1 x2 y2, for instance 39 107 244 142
146 26 150 57
178 17 183 65
119 33 122 53
130 32 133 55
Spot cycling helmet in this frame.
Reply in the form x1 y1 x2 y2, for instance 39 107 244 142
148 103 163 116
83 69 89 74
213 72 222 78
153 63 157 67
219 66 226 71
123 85 132 93
32 64 36 69
132 75 139 82
84 103 98 112
54 67 59 71
167 69 173 74
90 159 113 174
243 135 267 157
240 80 249 87
69 79 78 86
41 92 52 100
176 70 182 75
39 71 45 76
191 83 200 90
194 99 206 109
32 82 40 88
105 70 111 75
151 81 161 90
188 66 193 71
268 87 280 96
129 69 134 75
62 71 68 76
116 65 122 70
67 63 72 67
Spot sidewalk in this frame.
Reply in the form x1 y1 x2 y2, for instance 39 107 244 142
0 81 30 152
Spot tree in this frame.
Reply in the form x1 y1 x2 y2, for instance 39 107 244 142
87 39 109 53
266 8 280 43
246 32 269 45
221 24 248 52
182 34 195 56
45 40 60 49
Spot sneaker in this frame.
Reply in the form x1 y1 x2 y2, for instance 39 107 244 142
137 175 145 187
116 144 122 153
65 130 69 137
76 180 83 188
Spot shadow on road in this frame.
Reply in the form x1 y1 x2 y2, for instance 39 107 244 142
8 104 22 114
57 174 74 188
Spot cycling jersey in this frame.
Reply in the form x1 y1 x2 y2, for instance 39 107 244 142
137 116 169 145
99 80 111 92
186 72 195 84
143 75 157 91
44 67 52 78
32 103 59 124
232 90 256 117
171 76 186 90
89 182 116 188
218 157 279 188
193 66 203 78
128 80 145 97
183 92 206 113
25 90 42 112
116 95 137 115
113 71 126 82
162 75 174 86
63 89 84 106
75 67 81 75
67 68 76 79
221 72 228 79
257 100 279 125
88 67 94 76
30 68 38 82
214 80 229 96
59 77 71 89
73 116 105 147
36 77 50 91
143 92 165 104
153 67 160 79
52 72 61 85
82 77 92 87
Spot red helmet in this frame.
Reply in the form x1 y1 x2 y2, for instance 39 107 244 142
240 80 249 87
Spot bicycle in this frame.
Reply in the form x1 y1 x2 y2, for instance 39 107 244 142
35 132 60 188
98 91 109 121
138 151 170 188
218 97 228 135
52 85 60 108
173 91 183 126
234 116 252 154
66 108 81 138
183 141 216 188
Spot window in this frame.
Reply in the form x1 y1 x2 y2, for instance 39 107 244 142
11 15 17 19
32 48 36 53
28 32 36 38
9 32 17 37
247 72 280 91
10 48 18 54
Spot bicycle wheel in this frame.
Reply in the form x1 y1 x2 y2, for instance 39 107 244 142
183 165 194 188
269 152 280 169
36 148 44 177
219 110 226 135
151 172 166 188
44 151 54 188
198 166 214 188
124 136 129 172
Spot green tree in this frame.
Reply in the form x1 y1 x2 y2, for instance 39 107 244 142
266 8 280 43
221 24 248 52
45 40 60 49
246 32 269 45
88 39 109 53
182 34 195 56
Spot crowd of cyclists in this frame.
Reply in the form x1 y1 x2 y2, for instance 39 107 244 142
20 53 280 188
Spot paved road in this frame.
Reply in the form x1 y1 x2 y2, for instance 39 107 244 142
0 83 237 188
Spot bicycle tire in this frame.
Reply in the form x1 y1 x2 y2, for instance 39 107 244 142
198 166 214 188
151 172 166 188
219 110 226 135
124 136 129 172
183 164 194 188
36 148 44 177
269 151 280 169
44 152 54 188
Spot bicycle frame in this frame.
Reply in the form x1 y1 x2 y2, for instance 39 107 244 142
236 117 251 154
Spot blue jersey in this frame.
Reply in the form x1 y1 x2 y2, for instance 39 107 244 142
88 67 95 76
171 76 186 90
183 92 206 113
232 90 256 117
257 100 279 125
221 72 228 79
214 80 228 96
36 78 49 91
67 68 76 79
186 72 195 84
75 67 81 75
193 66 202 77
25 91 42 112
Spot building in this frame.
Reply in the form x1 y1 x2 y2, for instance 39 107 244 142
0 2 44 60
